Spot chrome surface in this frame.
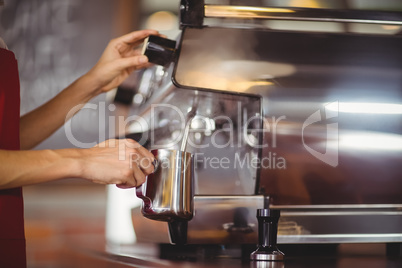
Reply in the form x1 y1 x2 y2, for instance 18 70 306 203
278 234 402 244
132 195 265 244
204 5 402 25
250 252 284 261
130 65 262 195
132 196 402 244
136 149 194 222
272 204 402 209
118 14 402 247
272 204 402 216
174 27 402 206
105 242 402 268
250 260 285 268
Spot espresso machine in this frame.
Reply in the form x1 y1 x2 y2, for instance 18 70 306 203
106 0 402 257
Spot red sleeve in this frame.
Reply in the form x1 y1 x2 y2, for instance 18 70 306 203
0 47 27 267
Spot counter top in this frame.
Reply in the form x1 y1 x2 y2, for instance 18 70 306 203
23 184 402 267
61 242 402 268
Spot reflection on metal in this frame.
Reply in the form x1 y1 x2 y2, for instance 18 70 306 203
136 149 194 222
205 5 295 18
132 195 265 244
204 5 402 25
278 234 402 244
222 222 255 233
327 102 402 114
109 18 402 247
175 60 292 93
271 204 402 209
339 132 402 151
131 196 402 244
187 196 262 244
130 79 262 195
279 219 306 235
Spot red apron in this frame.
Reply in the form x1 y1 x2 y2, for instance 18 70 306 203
0 48 27 267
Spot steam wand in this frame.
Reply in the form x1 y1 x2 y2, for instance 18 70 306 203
180 92 199 152
168 93 198 245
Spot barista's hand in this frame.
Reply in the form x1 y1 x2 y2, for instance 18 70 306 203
79 139 155 189
19 29 163 150
85 29 161 95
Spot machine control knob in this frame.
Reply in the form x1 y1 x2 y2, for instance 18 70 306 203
250 209 284 262
142 35 176 66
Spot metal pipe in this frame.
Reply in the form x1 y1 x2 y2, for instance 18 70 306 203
204 5 402 25
180 92 198 152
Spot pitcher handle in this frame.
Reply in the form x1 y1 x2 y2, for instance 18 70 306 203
136 183 153 211
135 158 159 211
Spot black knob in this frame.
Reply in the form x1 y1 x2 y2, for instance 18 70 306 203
250 209 284 261
142 35 176 66
179 0 204 28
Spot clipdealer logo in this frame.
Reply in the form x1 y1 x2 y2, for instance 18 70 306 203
64 101 339 167
302 102 339 167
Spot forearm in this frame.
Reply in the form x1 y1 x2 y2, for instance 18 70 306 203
0 148 83 189
20 74 99 150
0 139 155 190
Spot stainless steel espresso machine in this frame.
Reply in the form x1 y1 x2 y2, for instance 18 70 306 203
106 0 402 256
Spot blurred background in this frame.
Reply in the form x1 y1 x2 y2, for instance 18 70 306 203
0 0 180 267
0 0 401 267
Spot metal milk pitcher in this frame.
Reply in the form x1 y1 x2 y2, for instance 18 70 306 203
136 148 194 222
